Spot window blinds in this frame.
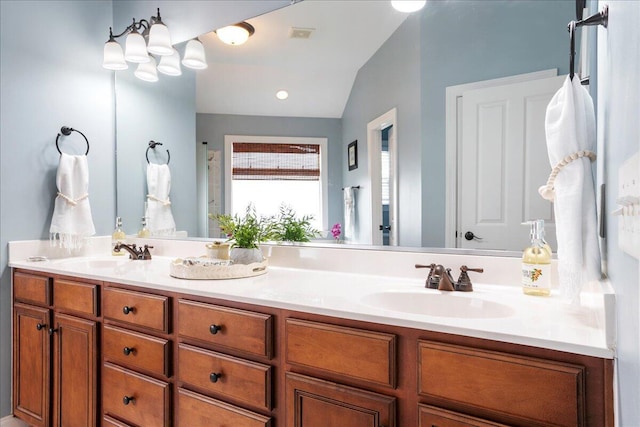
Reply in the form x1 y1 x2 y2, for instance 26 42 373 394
232 142 320 181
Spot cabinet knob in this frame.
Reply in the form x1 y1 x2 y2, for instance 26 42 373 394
123 347 135 356
209 324 222 335
209 372 222 383
122 306 135 315
122 396 135 405
36 323 46 331
48 328 58 335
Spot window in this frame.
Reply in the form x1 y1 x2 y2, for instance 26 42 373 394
224 135 328 231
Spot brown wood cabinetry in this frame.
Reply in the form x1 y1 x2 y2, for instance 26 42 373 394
12 272 98 427
13 268 614 426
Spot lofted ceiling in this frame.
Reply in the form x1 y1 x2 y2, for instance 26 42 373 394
196 0 410 118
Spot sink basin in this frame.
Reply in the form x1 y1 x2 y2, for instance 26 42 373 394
360 290 515 319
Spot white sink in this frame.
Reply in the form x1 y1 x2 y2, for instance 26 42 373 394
360 290 515 319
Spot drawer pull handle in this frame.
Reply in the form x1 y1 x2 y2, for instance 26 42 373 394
209 372 222 383
36 323 46 331
122 396 135 405
123 346 135 356
209 324 222 335
122 306 135 315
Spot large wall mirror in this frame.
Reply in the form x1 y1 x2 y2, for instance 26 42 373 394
116 0 591 254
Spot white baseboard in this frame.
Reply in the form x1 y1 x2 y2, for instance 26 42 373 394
0 416 28 427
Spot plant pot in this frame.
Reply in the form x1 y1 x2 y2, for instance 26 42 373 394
230 247 264 265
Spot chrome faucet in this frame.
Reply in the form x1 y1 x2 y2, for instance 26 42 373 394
415 264 483 291
114 243 153 260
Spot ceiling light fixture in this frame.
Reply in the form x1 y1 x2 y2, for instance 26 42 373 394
276 90 289 100
391 0 426 13
215 22 255 46
103 8 206 81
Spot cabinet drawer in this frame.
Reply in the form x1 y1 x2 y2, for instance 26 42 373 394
418 341 586 427
54 279 98 316
178 343 271 411
178 299 272 358
178 388 271 427
286 318 396 388
103 287 169 333
286 372 396 427
14 272 50 306
419 404 508 427
103 325 171 377
102 363 170 427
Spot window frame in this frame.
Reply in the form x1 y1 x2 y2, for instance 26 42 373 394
224 135 329 231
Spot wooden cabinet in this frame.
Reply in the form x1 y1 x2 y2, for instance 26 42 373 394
285 372 396 427
12 268 614 427
12 273 98 427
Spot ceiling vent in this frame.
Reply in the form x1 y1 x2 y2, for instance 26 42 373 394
289 27 314 39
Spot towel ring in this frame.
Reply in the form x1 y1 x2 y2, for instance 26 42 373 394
56 126 89 155
146 140 170 165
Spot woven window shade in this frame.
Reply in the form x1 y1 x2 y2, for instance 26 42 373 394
232 142 320 181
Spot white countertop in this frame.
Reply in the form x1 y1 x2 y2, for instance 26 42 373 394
8 238 616 359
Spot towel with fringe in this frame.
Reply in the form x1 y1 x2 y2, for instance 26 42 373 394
49 153 95 250
146 163 176 236
543 76 601 303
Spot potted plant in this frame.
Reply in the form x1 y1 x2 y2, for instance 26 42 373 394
272 205 321 243
209 205 274 264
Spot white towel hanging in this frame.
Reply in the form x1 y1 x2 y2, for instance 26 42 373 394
343 187 355 240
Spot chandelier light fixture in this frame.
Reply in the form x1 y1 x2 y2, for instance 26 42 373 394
215 22 255 46
102 8 207 81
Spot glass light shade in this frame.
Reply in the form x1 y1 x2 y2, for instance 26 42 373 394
182 39 207 69
103 41 128 70
157 48 182 76
147 23 173 56
134 57 158 82
276 90 289 100
216 25 251 45
391 0 426 13
124 31 150 63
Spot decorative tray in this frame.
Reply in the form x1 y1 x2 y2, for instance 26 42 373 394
169 257 268 280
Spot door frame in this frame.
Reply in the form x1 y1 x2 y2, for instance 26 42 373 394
367 108 398 246
444 69 558 248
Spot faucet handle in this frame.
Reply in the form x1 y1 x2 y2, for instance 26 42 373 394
415 263 438 289
455 265 484 292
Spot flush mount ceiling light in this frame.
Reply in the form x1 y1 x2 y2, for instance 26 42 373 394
215 22 255 46
276 90 289 100
391 0 426 13
103 8 206 81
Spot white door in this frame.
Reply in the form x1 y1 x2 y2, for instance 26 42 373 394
458 75 565 251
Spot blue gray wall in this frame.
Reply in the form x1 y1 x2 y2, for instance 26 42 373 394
0 0 116 417
599 1 640 424
419 0 574 246
196 114 344 236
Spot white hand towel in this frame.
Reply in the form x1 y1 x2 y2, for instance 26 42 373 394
145 163 176 236
544 76 601 303
343 187 355 240
49 153 96 250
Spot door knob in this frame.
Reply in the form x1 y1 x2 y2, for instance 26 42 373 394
36 323 46 331
379 225 391 231
464 231 483 241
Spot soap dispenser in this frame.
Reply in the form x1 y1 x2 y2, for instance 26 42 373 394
522 220 551 296
137 217 151 238
112 217 126 256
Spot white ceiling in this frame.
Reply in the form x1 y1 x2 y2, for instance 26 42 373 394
196 0 410 118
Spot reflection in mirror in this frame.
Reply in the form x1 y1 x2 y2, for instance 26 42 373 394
116 0 584 254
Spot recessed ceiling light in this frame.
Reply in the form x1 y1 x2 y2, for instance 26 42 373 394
391 0 426 13
276 90 289 100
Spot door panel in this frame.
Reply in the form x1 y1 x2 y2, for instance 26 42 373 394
459 75 564 250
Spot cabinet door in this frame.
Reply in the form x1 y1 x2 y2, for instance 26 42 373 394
52 313 97 427
419 404 509 427
13 303 50 427
286 372 395 427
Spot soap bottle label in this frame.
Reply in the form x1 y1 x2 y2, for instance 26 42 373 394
522 263 551 290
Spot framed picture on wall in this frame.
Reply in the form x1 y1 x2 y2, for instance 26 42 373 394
348 140 358 171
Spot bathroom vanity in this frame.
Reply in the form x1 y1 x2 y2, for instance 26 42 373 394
9 239 615 427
